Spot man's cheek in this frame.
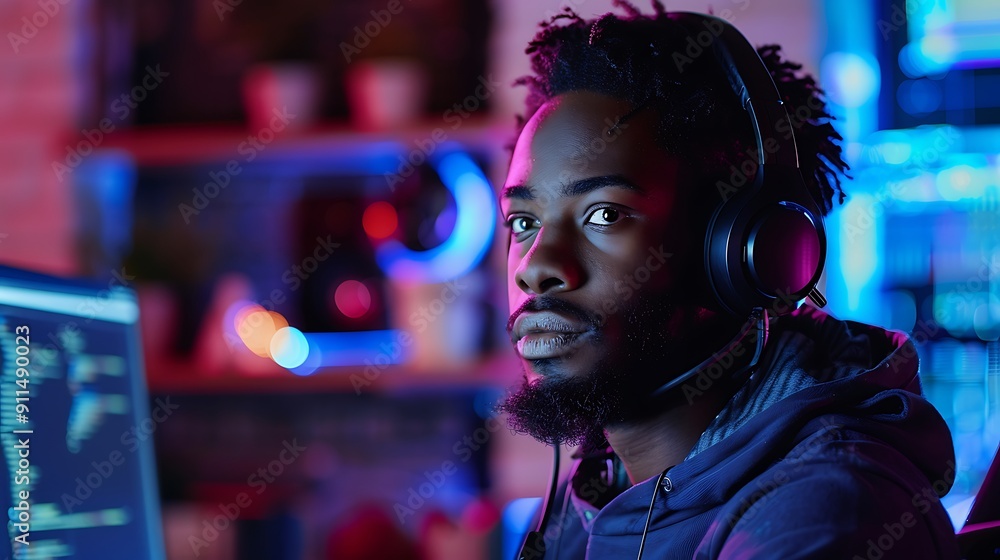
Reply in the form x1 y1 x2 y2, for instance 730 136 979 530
508 289 522 313
507 253 526 298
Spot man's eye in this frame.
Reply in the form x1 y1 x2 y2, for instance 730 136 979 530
585 207 622 226
509 216 537 234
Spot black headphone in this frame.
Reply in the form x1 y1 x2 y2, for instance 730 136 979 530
670 12 827 318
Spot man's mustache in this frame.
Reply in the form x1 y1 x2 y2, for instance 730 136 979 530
506 295 603 336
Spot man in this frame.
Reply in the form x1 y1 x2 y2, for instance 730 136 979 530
496 2 960 558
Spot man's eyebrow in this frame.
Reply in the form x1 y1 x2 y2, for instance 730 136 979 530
561 175 644 197
500 185 535 200
500 175 644 201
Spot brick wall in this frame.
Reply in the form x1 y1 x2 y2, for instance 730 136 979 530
0 0 89 275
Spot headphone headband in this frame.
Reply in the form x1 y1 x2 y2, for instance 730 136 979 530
670 12 800 169
668 12 827 316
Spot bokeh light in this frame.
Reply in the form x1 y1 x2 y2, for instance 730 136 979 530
821 51 879 108
235 305 289 358
334 280 372 318
363 201 398 239
270 326 310 369
897 79 943 115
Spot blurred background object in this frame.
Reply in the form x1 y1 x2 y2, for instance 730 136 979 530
1 0 999 558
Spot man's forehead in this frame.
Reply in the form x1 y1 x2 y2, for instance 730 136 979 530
506 92 646 187
504 91 665 195
525 92 635 146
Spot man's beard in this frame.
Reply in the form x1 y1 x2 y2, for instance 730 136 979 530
496 351 626 448
496 293 679 448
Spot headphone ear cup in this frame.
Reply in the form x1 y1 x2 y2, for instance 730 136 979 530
746 202 823 302
703 180 757 316
705 171 826 317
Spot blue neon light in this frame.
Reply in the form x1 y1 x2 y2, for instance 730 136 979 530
375 149 496 283
904 0 1000 73
286 329 409 376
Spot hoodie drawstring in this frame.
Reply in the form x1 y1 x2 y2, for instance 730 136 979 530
636 470 670 560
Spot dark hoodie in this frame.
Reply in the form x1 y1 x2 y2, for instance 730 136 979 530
521 306 960 559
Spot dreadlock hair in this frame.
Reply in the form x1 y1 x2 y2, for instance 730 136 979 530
511 0 849 215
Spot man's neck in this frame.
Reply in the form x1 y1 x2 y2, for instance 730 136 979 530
604 388 728 484
604 310 766 484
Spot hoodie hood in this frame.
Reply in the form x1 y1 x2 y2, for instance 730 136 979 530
557 305 956 554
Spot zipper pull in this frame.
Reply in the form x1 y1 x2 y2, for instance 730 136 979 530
661 476 673 493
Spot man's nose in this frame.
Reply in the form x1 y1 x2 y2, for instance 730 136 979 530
513 227 584 295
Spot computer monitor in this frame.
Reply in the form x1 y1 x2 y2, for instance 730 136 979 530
0 266 165 559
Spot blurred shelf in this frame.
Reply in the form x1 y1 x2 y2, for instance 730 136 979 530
145 352 522 394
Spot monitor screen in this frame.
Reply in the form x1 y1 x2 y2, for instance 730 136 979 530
0 267 164 560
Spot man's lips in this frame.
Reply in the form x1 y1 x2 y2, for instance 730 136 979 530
511 311 591 360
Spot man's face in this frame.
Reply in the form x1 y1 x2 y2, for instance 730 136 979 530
498 90 714 446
